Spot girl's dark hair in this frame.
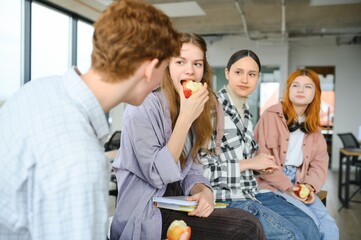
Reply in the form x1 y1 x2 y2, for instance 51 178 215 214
226 49 261 72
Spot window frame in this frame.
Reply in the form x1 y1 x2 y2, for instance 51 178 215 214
23 0 94 83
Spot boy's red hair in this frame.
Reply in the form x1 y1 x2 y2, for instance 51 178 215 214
92 0 180 82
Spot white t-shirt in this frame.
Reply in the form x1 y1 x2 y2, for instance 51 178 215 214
285 115 305 167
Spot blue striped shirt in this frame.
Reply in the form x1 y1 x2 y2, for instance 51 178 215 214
0 67 110 239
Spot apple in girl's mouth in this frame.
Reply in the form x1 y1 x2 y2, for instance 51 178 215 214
181 80 202 98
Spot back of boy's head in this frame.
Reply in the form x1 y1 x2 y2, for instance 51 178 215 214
91 0 181 82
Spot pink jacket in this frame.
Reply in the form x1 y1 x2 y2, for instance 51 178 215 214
254 103 329 193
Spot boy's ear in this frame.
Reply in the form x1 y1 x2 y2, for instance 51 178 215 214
144 58 159 82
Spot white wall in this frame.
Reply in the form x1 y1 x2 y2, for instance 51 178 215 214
109 35 361 170
206 35 361 170
206 35 289 87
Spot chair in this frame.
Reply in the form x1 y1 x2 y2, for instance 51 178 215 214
337 132 360 149
104 131 121 199
337 132 361 182
317 190 327 206
337 132 361 205
109 174 118 199
104 132 120 240
104 131 121 152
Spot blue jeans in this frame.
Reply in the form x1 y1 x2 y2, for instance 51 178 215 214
225 192 320 240
256 192 320 240
280 166 339 240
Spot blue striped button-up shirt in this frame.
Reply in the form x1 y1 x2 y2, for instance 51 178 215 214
0 67 110 239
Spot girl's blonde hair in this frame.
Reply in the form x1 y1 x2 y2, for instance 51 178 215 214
282 69 321 133
161 33 216 167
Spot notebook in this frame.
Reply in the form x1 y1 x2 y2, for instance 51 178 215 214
152 196 228 212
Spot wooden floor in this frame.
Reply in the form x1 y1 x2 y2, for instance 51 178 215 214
324 170 361 240
108 170 361 239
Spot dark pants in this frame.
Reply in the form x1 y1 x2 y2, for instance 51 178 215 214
160 207 265 240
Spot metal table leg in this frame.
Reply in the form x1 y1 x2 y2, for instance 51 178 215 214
345 155 351 208
338 151 344 206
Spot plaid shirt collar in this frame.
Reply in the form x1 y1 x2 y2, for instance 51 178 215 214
218 87 257 149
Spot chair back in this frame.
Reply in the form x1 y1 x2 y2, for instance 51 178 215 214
337 132 360 148
104 131 121 151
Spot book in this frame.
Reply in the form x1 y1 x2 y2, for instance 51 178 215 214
152 196 228 212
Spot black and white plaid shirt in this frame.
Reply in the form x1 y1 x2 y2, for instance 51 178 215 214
200 87 259 201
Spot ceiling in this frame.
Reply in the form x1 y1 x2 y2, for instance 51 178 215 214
47 0 361 44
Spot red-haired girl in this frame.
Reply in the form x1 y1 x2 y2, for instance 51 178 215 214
254 69 339 240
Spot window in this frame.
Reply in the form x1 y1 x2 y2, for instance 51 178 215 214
31 2 71 80
259 67 280 116
0 0 22 105
319 74 335 127
0 1 94 107
77 20 93 73
305 66 335 128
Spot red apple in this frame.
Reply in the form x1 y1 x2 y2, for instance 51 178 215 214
181 80 202 98
167 220 191 240
294 183 311 198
